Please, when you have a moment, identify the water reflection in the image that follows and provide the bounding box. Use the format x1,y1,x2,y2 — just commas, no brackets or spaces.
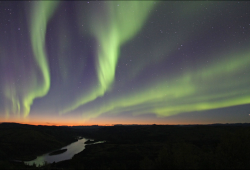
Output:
25,138,97,167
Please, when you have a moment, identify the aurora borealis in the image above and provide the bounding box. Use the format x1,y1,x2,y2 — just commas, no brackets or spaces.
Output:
0,1,250,125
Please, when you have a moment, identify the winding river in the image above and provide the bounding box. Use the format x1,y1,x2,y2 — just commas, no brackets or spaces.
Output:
25,138,103,167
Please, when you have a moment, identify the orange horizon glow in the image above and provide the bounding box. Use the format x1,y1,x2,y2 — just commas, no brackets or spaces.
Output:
0,116,208,126
0,112,238,126
0,119,223,127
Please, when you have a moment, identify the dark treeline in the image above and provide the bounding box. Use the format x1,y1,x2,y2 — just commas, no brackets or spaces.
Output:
1,123,250,169
0,123,90,169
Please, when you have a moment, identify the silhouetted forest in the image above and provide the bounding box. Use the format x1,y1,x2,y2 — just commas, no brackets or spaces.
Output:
1,123,250,169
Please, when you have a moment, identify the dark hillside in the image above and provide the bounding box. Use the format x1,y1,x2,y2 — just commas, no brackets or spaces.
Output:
57,124,250,169
0,123,85,169
1,123,250,169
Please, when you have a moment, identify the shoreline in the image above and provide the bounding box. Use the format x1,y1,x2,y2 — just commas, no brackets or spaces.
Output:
49,149,68,156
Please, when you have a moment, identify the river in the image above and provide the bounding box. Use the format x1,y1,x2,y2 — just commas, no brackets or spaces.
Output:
24,138,103,167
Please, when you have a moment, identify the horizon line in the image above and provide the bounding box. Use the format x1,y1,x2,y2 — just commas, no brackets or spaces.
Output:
0,121,249,127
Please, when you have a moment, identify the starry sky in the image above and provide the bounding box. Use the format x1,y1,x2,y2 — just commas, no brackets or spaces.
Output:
0,1,250,126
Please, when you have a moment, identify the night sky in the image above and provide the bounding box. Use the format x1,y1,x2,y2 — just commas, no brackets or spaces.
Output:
0,1,250,125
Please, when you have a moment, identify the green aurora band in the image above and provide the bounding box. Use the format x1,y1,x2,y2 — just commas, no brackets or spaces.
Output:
61,2,156,114
59,2,250,120
22,1,59,117
2,2,250,122
77,49,250,120
2,2,59,117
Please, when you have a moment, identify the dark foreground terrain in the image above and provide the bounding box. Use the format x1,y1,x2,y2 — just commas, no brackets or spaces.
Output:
0,123,250,169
